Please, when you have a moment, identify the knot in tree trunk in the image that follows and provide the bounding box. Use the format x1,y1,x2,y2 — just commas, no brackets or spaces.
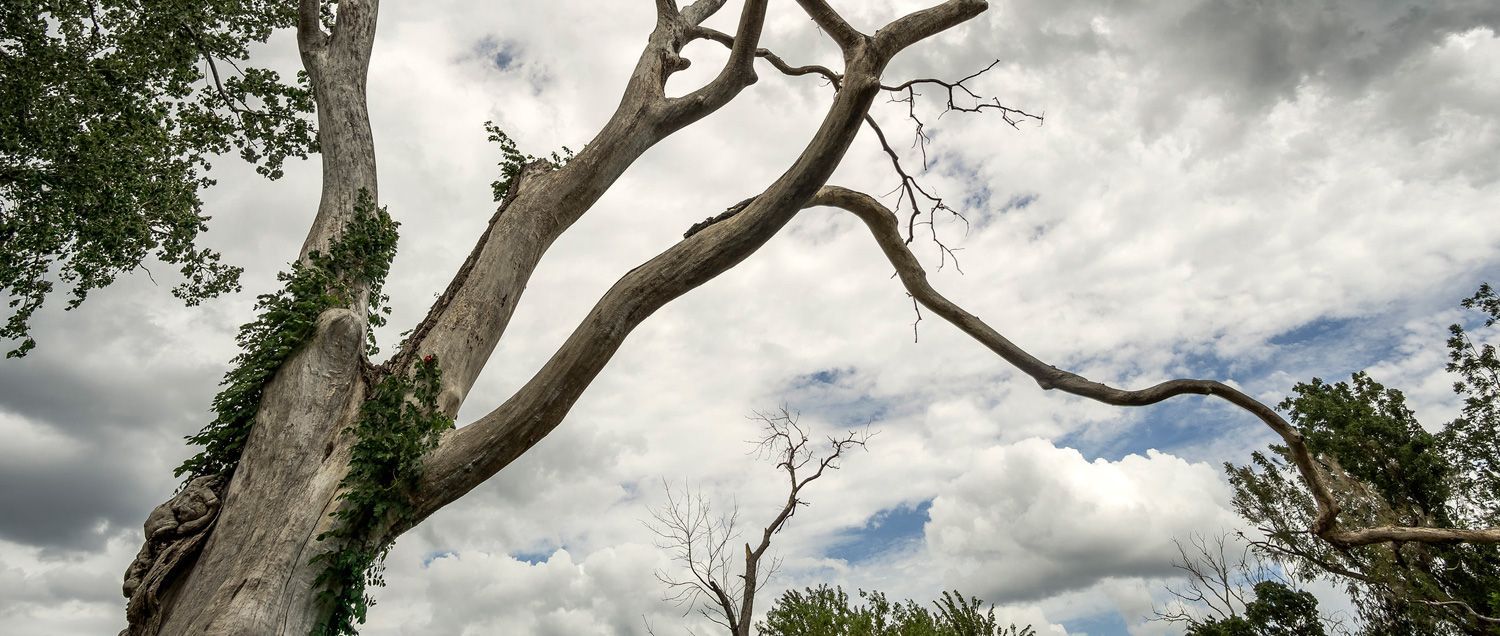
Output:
121,475,226,636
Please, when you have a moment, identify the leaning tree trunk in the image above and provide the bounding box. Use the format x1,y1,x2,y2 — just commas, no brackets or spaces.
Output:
121,2,383,633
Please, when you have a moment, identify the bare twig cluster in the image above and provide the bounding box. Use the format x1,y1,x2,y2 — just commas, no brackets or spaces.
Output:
1152,532,1355,634
649,483,745,631
690,31,1041,273
874,60,1043,269
1153,533,1274,625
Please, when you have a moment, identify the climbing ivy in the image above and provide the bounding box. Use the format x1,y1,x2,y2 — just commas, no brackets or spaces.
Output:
312,354,453,636
175,192,397,480
484,120,572,201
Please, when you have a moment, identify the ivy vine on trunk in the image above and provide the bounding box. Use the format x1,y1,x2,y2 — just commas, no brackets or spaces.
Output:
176,191,397,482
311,354,453,636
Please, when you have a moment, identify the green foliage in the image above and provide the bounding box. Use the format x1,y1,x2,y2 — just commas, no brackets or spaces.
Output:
1281,372,1451,524
1217,580,1324,636
1187,595,1328,636
1188,616,1256,636
758,585,1034,636
311,354,454,636
1442,283,1500,526
484,121,572,202
176,193,397,480
1225,283,1500,635
0,0,318,357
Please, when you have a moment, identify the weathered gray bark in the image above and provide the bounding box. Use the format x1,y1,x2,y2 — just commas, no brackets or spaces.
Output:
122,0,1500,634
128,0,383,632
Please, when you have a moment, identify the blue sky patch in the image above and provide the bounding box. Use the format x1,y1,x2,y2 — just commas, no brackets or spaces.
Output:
827,499,932,564
1062,607,1133,635
422,549,457,568
781,367,894,428
512,547,556,565
964,183,994,213
473,36,520,71
1000,193,1039,213
1268,316,1355,346
795,367,853,387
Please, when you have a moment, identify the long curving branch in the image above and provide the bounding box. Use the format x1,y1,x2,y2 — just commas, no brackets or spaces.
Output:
807,185,1500,549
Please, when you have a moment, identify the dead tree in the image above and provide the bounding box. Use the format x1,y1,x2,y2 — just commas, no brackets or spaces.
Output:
1153,533,1272,626
114,1,1500,634
649,409,869,636
1153,532,1346,635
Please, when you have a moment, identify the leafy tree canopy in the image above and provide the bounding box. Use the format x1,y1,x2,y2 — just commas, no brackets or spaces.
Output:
0,0,316,357
1227,284,1500,635
1186,581,1326,636
757,585,1034,636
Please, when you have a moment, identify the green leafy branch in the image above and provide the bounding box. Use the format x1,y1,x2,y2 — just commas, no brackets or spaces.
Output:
0,0,318,356
484,121,572,202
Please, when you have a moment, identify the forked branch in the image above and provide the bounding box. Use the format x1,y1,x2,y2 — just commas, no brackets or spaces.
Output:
1152,533,1265,624
662,0,771,125
387,0,780,405
413,1,996,521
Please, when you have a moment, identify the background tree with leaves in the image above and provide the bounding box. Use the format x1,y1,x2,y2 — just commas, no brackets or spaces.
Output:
0,0,315,357
1226,284,1500,635
1153,532,1332,636
757,585,1034,636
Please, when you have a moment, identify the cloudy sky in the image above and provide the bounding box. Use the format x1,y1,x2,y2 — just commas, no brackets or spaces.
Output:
3,1,1499,634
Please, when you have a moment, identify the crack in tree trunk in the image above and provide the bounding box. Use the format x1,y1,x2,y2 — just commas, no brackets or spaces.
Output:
683,196,756,239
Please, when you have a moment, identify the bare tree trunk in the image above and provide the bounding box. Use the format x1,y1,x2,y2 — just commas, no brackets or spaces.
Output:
147,312,368,635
